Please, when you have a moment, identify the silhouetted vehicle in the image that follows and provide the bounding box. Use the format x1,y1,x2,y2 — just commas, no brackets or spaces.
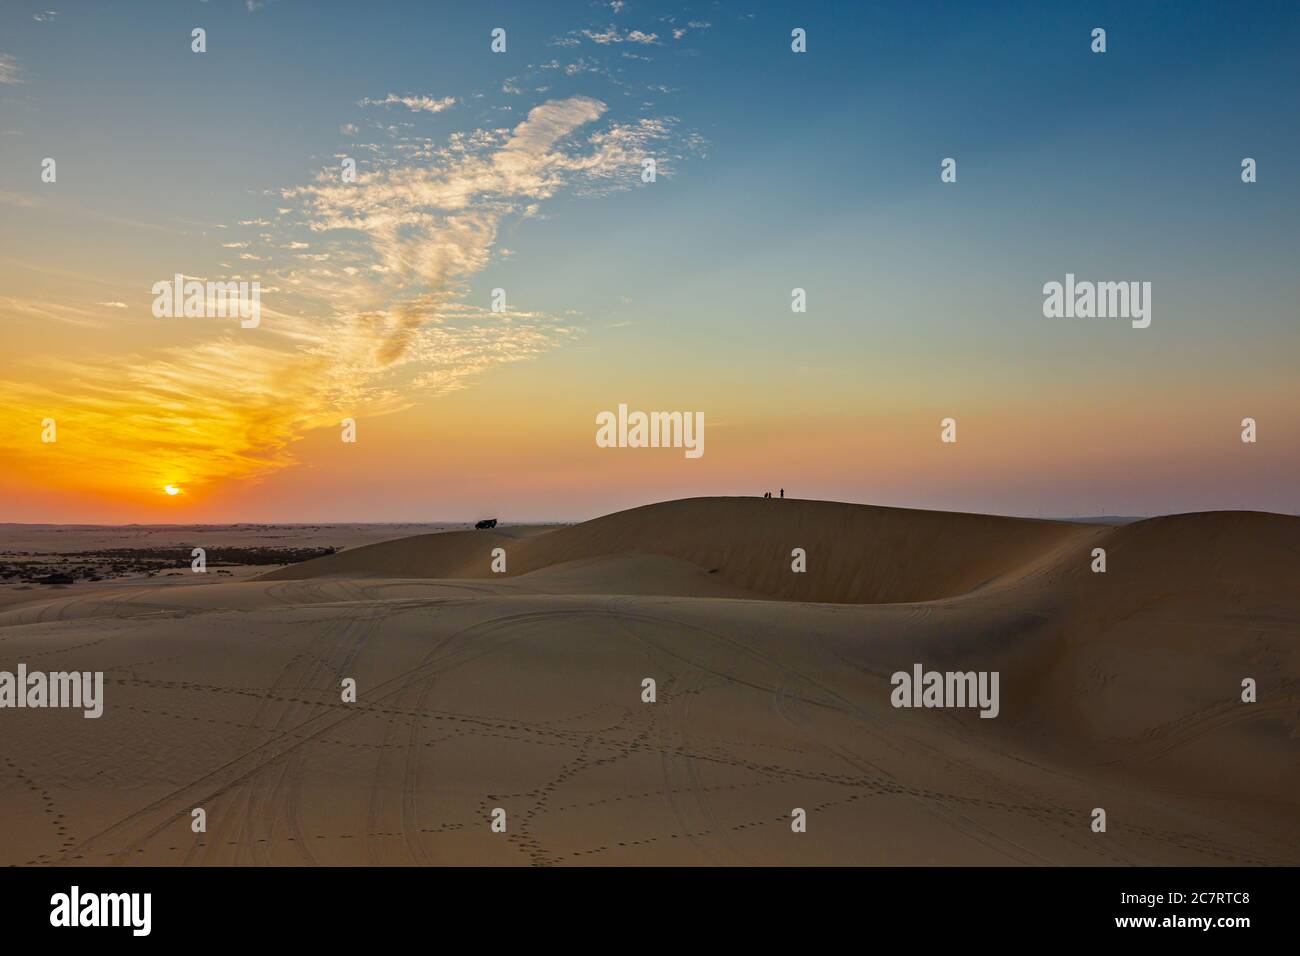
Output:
475,518,498,530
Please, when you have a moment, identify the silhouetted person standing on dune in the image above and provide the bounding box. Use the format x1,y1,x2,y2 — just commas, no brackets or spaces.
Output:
780,488,784,498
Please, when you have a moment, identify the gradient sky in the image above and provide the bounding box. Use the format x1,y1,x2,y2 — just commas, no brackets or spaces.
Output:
1,0,1298,523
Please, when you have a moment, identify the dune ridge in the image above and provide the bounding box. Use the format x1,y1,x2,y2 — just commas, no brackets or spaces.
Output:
259,496,1300,607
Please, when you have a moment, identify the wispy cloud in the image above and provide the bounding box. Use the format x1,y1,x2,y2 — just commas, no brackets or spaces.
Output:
0,95,698,498
582,26,659,45
0,296,113,330
0,190,39,208
286,96,673,290
0,53,23,84
662,17,712,41
359,93,457,114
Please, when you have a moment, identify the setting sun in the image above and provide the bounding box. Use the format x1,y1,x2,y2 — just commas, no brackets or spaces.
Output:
164,485,181,496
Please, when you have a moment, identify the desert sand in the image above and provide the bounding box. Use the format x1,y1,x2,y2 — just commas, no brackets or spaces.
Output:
0,497,1296,866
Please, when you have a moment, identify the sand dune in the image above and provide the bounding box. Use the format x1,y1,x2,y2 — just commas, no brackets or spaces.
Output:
261,497,1099,603
1,498,1296,865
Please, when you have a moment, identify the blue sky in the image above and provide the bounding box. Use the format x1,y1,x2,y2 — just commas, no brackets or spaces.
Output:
1,1,1298,521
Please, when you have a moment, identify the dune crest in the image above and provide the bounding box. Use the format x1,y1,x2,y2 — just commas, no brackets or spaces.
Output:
260,497,1300,606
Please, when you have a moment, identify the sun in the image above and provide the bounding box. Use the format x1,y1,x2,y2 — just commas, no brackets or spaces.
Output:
164,485,181,496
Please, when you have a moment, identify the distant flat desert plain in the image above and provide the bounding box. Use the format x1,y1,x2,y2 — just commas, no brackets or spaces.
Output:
0,497,1296,866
